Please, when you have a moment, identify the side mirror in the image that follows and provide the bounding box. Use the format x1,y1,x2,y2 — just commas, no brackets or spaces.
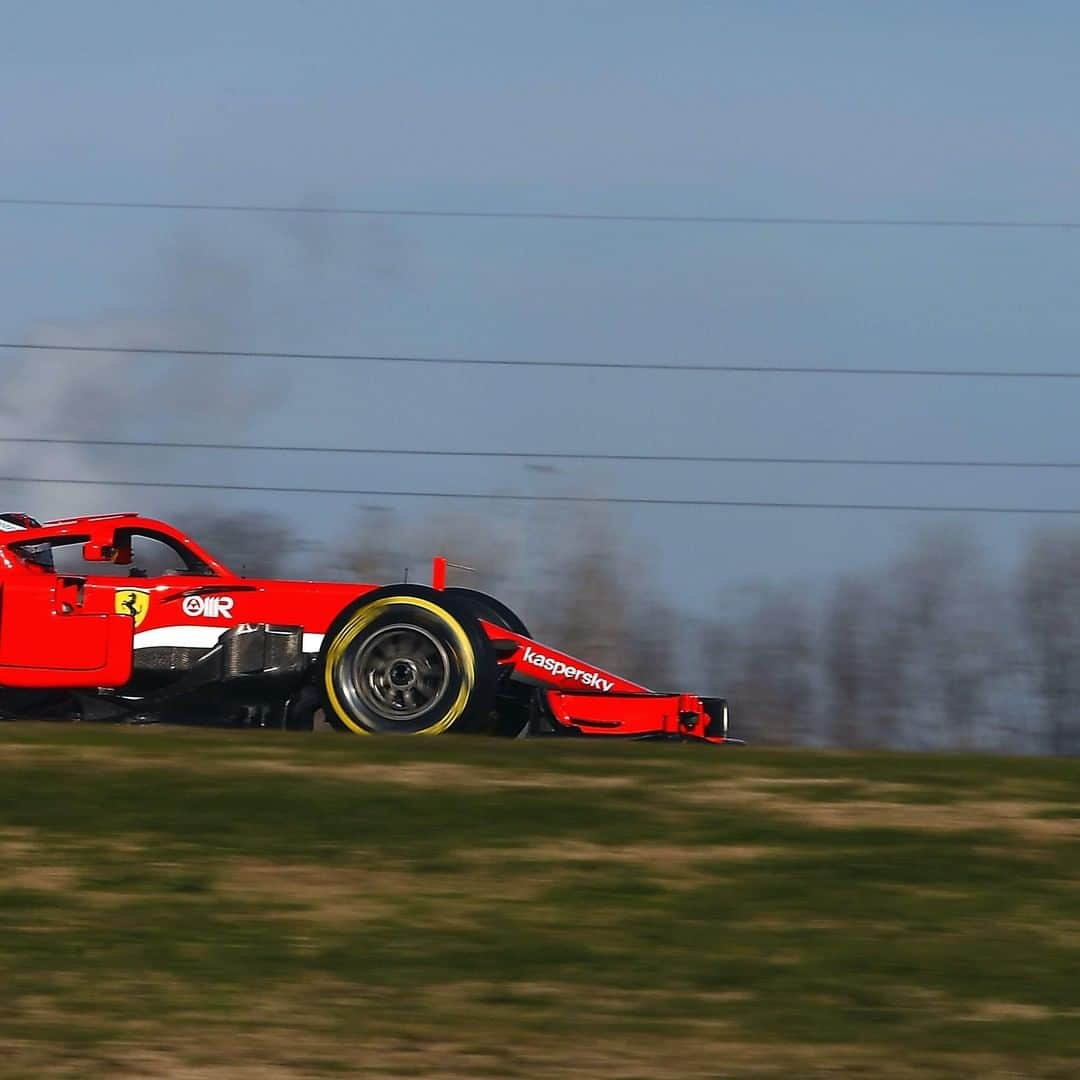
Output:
82,541,109,562
82,540,133,565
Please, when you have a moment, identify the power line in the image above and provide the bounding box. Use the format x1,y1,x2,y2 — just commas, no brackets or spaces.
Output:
3,341,1080,379
4,473,1080,514
5,435,1080,470
3,196,1080,231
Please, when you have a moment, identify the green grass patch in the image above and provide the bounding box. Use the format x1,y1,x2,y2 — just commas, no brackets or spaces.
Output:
0,723,1077,1077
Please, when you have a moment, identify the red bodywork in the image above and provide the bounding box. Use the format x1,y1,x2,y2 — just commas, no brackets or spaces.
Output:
0,514,730,743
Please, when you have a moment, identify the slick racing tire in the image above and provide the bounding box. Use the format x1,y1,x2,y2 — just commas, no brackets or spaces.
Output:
319,585,497,735
444,588,536,738
443,587,530,638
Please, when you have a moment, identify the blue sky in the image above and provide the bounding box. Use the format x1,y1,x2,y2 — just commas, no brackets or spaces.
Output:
2,1,1079,604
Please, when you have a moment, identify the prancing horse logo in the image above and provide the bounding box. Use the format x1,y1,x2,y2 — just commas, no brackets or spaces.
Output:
115,589,150,628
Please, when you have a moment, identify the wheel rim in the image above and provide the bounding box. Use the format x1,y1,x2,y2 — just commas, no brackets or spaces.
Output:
345,623,451,723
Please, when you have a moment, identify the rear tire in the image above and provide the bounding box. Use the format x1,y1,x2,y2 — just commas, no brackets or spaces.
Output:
319,585,497,735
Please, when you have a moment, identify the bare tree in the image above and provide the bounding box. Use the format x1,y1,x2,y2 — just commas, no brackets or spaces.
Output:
322,507,402,583
886,527,1003,750
1020,530,1080,756
408,510,516,597
622,595,680,690
824,576,872,747
822,528,1005,751
541,512,636,676
326,507,517,598
710,584,815,746
175,508,300,579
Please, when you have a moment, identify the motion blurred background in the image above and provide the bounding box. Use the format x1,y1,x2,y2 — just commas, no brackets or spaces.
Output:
4,1,1080,753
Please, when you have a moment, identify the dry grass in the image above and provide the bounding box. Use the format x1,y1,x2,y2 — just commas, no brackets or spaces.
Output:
687,777,1080,840
1,725,1078,1078
5,1026,1069,1080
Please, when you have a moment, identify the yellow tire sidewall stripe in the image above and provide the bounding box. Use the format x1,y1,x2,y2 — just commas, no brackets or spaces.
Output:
324,596,476,736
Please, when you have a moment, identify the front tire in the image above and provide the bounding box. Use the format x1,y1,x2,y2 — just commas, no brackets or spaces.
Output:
444,587,535,737
319,586,497,735
443,587,530,638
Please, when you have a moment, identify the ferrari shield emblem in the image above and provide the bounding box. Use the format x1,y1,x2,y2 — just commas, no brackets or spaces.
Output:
115,589,150,628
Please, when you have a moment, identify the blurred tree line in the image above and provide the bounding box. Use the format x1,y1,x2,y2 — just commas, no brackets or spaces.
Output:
177,507,1080,756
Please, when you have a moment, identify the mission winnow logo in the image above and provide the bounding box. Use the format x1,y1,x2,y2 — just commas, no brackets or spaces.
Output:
520,645,615,692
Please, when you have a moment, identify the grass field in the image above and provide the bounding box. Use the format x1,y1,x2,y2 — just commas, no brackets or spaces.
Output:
0,723,1077,1078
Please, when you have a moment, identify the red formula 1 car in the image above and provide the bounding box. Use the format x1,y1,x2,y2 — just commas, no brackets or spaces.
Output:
0,512,733,742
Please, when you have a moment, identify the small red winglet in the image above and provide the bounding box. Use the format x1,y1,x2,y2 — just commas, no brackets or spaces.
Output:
432,556,447,591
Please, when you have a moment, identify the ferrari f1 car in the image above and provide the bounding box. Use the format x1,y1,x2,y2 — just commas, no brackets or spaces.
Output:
0,512,733,742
